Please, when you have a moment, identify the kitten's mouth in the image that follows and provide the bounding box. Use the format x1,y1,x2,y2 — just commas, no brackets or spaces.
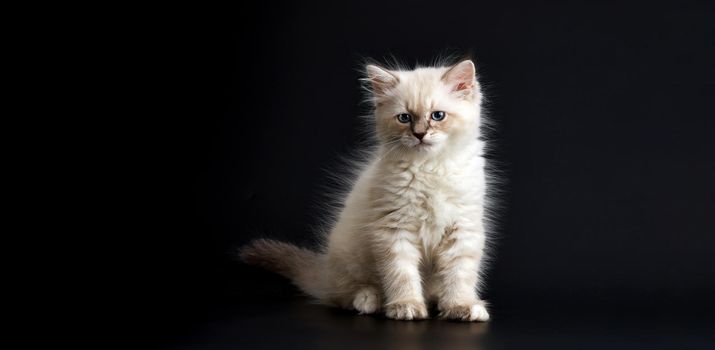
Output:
415,141,433,149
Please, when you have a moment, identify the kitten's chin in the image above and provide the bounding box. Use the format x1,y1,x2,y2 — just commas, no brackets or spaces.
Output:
414,142,434,151
400,139,430,150
412,140,446,154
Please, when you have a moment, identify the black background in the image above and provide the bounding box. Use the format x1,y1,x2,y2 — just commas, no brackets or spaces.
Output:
125,1,715,348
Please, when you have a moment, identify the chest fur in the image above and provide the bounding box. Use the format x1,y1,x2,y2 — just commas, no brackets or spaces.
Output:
370,157,484,246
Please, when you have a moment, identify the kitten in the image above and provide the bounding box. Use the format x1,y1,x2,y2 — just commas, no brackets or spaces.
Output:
240,59,491,321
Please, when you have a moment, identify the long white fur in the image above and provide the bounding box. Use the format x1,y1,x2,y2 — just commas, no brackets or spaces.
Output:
240,58,492,321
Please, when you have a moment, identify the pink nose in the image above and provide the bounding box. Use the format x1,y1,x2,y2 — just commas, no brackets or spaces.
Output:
413,132,425,140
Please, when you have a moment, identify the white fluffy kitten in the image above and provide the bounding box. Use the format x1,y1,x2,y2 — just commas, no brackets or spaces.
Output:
240,59,491,321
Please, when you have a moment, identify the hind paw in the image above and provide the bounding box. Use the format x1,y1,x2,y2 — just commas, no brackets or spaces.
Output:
352,286,380,314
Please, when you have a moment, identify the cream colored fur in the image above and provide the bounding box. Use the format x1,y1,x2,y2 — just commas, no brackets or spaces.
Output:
240,59,491,321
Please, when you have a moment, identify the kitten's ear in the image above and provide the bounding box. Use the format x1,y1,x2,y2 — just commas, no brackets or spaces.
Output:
442,60,477,98
365,64,399,96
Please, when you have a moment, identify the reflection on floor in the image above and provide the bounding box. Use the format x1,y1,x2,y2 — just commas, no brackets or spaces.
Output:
160,298,715,350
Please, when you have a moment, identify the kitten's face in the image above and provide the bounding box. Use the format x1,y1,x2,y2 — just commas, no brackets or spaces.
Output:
366,60,481,154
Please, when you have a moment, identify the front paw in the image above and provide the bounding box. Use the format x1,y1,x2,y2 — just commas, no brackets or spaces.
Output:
385,300,428,320
438,301,490,322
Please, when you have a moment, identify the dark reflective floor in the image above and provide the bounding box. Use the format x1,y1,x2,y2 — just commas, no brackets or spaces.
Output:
160,298,714,350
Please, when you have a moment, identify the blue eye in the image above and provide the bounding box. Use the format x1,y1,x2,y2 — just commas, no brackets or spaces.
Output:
431,111,446,121
397,113,412,123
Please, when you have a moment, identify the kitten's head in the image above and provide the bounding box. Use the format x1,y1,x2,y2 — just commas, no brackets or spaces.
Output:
364,60,481,155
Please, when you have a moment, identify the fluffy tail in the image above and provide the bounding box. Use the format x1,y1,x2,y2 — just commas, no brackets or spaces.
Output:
238,239,326,300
